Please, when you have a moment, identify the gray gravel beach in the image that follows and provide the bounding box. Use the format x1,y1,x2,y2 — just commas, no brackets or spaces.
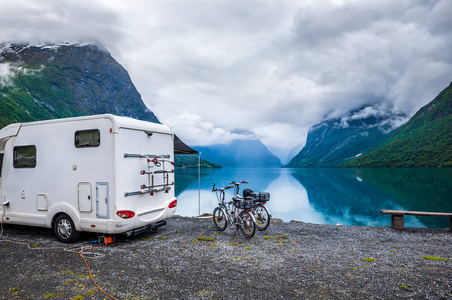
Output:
1,216,451,299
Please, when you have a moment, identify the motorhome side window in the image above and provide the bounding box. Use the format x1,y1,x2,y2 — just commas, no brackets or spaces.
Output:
75,129,100,148
13,146,37,168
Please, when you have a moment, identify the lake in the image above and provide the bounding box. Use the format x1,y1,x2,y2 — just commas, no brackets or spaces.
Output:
175,167,452,229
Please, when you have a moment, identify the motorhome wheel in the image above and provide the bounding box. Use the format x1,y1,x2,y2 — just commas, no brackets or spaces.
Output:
53,214,81,243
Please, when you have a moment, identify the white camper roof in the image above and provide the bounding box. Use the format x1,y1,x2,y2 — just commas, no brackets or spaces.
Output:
0,114,173,136
0,123,21,148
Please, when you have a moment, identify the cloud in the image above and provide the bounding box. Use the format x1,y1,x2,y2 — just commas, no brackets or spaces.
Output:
337,104,409,133
286,0,452,117
165,112,254,146
1,0,452,161
0,0,121,48
254,122,309,164
0,62,13,87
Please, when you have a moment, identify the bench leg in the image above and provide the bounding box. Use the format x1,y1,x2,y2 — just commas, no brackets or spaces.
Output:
391,215,404,230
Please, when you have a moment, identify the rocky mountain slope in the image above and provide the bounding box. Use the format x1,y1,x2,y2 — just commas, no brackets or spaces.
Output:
286,106,407,167
0,42,159,128
342,81,452,167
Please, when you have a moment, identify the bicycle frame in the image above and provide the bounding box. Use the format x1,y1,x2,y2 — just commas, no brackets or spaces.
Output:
229,180,271,231
212,183,256,236
213,186,234,226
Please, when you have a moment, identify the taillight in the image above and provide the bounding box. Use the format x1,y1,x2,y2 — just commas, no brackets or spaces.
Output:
169,200,177,208
117,210,135,219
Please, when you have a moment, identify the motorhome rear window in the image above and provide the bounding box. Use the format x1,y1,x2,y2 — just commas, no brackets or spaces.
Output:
75,129,100,148
13,146,36,168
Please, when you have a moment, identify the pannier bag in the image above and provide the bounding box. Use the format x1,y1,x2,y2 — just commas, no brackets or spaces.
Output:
258,192,270,202
233,198,255,209
243,188,256,198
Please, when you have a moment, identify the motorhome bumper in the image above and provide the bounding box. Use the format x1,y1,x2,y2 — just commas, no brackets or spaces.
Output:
125,221,167,236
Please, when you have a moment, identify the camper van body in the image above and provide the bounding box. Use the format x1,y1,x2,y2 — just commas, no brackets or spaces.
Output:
0,114,177,242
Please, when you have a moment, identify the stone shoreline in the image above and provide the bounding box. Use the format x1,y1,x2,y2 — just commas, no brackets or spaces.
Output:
1,217,451,299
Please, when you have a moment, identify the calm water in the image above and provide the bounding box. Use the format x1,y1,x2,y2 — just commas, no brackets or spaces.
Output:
175,167,452,228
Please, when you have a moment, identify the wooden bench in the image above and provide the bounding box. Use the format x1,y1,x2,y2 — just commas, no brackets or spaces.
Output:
380,209,452,231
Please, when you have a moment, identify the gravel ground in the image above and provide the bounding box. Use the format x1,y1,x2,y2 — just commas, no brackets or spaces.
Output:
0,216,451,299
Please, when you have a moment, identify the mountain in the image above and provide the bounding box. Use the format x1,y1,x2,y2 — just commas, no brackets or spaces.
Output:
174,155,221,169
342,81,452,167
0,42,159,128
284,142,304,165
286,106,407,168
0,42,220,168
194,139,282,168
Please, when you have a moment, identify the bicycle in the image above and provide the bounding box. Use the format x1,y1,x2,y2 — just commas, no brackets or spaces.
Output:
230,180,271,231
212,183,256,238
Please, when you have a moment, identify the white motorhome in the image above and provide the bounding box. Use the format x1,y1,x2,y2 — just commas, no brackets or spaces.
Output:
0,114,178,242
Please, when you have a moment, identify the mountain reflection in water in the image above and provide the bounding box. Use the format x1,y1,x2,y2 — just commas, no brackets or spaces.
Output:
175,167,452,229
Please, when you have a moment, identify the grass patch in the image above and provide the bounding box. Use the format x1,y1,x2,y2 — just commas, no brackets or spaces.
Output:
62,280,74,286
361,257,375,263
420,256,449,261
60,270,75,276
264,234,289,240
198,236,215,242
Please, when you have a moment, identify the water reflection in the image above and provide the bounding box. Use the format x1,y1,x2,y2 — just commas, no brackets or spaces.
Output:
175,167,452,228
263,170,327,224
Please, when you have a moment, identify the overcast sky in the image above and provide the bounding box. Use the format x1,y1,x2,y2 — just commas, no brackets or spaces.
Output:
1,0,451,161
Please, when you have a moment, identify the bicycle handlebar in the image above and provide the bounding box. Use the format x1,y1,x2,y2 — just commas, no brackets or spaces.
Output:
212,183,234,192
229,180,249,185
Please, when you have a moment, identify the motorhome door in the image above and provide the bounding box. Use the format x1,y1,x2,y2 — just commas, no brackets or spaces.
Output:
78,182,92,213
96,182,109,218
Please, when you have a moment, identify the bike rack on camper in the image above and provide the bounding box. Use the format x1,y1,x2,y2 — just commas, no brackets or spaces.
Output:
123,154,175,197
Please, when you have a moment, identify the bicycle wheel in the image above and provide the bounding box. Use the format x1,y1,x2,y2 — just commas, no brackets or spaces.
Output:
253,204,270,231
213,207,227,231
239,211,256,238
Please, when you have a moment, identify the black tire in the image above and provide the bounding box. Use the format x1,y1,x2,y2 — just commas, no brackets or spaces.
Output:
239,211,256,238
53,214,81,243
213,207,227,231
253,204,270,231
